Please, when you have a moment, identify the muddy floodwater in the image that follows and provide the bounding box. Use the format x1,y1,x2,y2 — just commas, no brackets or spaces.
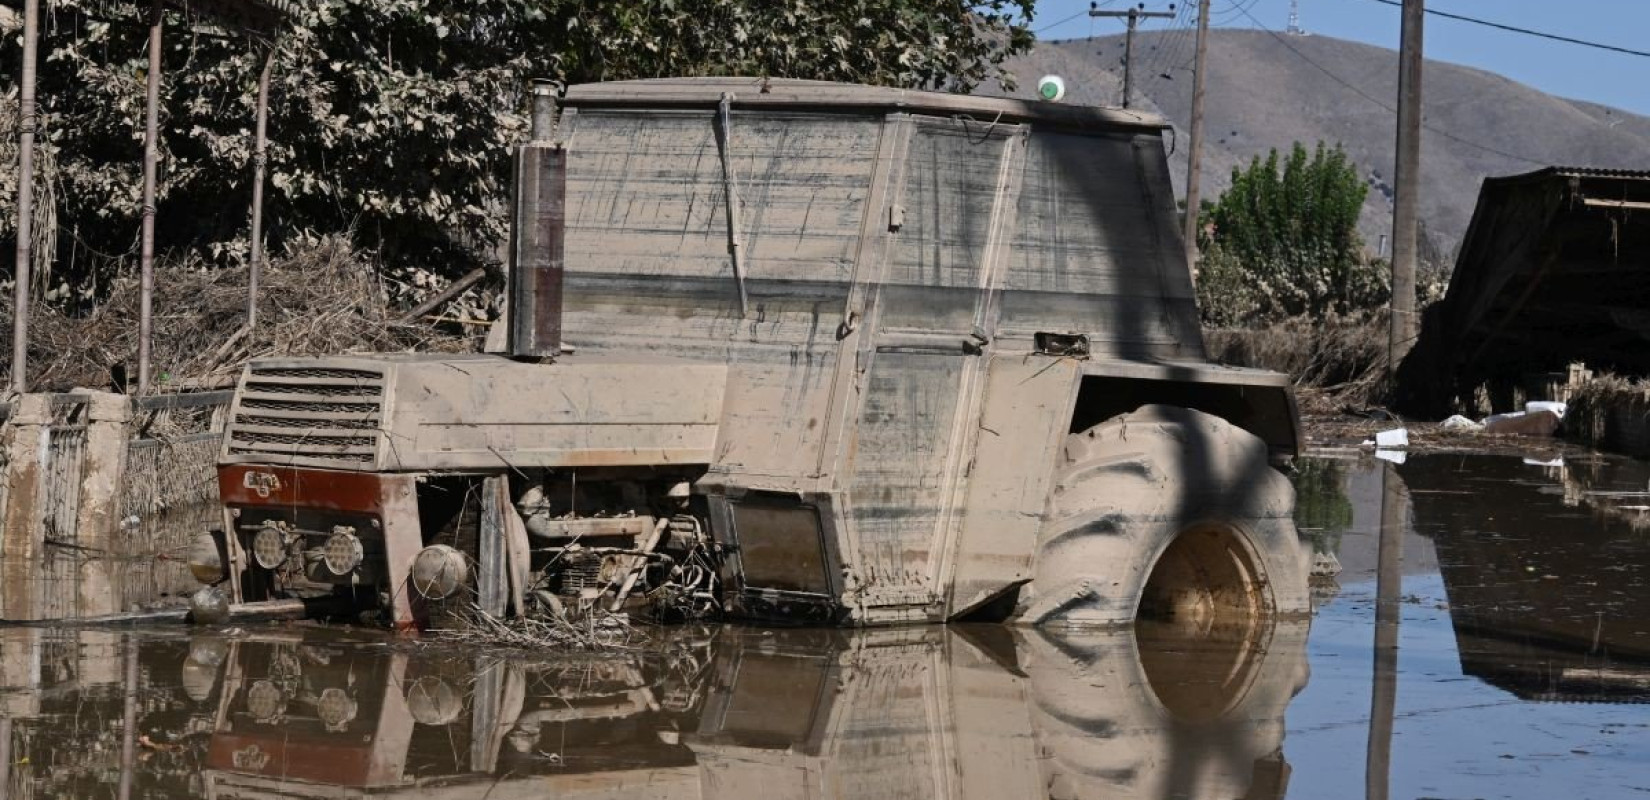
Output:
2,453,1649,799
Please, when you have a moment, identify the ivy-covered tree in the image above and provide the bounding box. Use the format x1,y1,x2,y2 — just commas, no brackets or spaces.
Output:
1,0,1035,296
1196,141,1386,325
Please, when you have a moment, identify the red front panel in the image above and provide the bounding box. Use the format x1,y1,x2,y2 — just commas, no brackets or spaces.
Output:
218,464,389,513
206,733,387,788
219,464,427,629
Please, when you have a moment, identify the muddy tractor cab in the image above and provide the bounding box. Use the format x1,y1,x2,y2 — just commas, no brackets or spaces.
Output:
197,78,1307,629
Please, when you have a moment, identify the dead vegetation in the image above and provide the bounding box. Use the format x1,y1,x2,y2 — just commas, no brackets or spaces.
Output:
1205,315,1391,406
0,237,480,392
1565,374,1650,453
438,606,646,652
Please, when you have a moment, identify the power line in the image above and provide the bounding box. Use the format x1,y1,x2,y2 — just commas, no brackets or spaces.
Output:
1034,0,1123,36
1212,0,1262,25
1356,0,1650,59
1034,8,1091,35
1233,4,1548,166
1138,10,1192,81
1133,2,1197,87
1155,3,1199,73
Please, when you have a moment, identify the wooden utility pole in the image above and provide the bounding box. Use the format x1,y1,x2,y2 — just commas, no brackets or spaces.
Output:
137,0,164,395
1089,2,1179,109
1182,0,1211,269
1367,461,1406,800
247,43,275,330
1389,0,1424,372
9,0,39,393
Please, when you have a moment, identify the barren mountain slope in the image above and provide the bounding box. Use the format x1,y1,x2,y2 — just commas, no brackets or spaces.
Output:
993,29,1650,261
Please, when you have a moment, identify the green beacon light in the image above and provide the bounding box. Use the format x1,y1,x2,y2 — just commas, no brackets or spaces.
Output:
1038,75,1066,102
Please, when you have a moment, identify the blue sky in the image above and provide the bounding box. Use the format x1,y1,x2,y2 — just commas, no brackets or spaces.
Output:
1026,0,1650,116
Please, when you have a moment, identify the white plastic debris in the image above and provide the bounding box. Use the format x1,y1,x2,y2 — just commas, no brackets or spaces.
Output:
1375,449,1408,465
1522,456,1564,468
1526,401,1567,419
1374,427,1409,449
1483,409,1561,436
1440,414,1483,431
1310,550,1344,578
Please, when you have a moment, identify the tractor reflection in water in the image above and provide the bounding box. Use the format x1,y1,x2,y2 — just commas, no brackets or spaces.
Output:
175,620,1304,799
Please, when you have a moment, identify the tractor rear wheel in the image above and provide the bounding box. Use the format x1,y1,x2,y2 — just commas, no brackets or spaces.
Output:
1022,405,1309,627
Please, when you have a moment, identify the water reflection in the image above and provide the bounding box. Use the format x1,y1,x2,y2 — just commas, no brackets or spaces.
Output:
0,619,1309,799
1400,455,1650,704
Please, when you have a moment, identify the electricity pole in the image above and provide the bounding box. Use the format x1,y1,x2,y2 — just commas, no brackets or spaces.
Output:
1089,2,1178,109
10,0,39,393
1389,0,1424,372
137,0,164,395
1182,0,1211,269
1367,461,1406,800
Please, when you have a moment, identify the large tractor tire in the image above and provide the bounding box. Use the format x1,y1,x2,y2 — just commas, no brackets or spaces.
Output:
1021,404,1309,627
1021,618,1311,799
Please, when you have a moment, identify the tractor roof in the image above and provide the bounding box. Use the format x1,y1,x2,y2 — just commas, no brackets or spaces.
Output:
562,77,1168,134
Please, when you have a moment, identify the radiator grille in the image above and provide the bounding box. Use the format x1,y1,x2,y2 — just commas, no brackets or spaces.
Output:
224,363,386,468
248,367,383,380
240,399,379,415
235,414,381,431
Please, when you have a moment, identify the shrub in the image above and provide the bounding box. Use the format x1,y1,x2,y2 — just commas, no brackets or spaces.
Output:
1197,141,1388,325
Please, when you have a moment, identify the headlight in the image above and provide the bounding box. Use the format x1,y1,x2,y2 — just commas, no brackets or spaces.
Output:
410,545,468,600
252,524,289,569
246,680,286,722
187,532,225,584
405,676,463,726
317,687,359,730
322,529,364,576
180,659,219,703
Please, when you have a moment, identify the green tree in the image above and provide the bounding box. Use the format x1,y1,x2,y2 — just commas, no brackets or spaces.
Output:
2,0,1035,295
1292,459,1350,556
1196,141,1386,326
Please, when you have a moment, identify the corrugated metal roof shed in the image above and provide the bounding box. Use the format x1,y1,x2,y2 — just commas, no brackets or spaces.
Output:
1397,166,1650,416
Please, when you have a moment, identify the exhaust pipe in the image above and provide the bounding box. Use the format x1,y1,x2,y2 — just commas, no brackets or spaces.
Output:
508,80,567,359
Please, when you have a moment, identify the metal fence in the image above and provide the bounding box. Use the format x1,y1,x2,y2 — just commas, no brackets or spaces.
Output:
119,391,233,605
42,397,89,547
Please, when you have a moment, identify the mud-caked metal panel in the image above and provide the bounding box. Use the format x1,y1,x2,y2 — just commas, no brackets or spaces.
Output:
944,355,1082,617
557,108,881,485
998,132,1203,359
945,630,1045,799
822,630,958,798
844,117,1024,613
377,357,726,470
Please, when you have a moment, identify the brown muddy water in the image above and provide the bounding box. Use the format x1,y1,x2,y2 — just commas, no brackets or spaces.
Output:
1,453,1648,799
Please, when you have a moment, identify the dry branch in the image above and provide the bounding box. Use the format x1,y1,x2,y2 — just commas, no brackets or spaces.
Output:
1,236,478,392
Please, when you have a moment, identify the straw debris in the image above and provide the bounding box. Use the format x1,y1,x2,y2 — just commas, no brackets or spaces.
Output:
1,236,481,392
438,606,645,652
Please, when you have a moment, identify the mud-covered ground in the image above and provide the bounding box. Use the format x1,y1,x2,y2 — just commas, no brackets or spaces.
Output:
1,452,1647,798
1298,387,1586,460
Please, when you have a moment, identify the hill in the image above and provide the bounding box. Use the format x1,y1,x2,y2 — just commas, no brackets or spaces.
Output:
992,29,1650,264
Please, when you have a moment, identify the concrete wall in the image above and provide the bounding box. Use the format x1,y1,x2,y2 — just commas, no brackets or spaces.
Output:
0,391,228,620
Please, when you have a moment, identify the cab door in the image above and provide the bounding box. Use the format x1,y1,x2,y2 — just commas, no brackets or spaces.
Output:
842,115,1025,618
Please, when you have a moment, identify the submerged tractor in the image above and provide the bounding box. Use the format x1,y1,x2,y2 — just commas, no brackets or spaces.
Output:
196,78,1308,629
